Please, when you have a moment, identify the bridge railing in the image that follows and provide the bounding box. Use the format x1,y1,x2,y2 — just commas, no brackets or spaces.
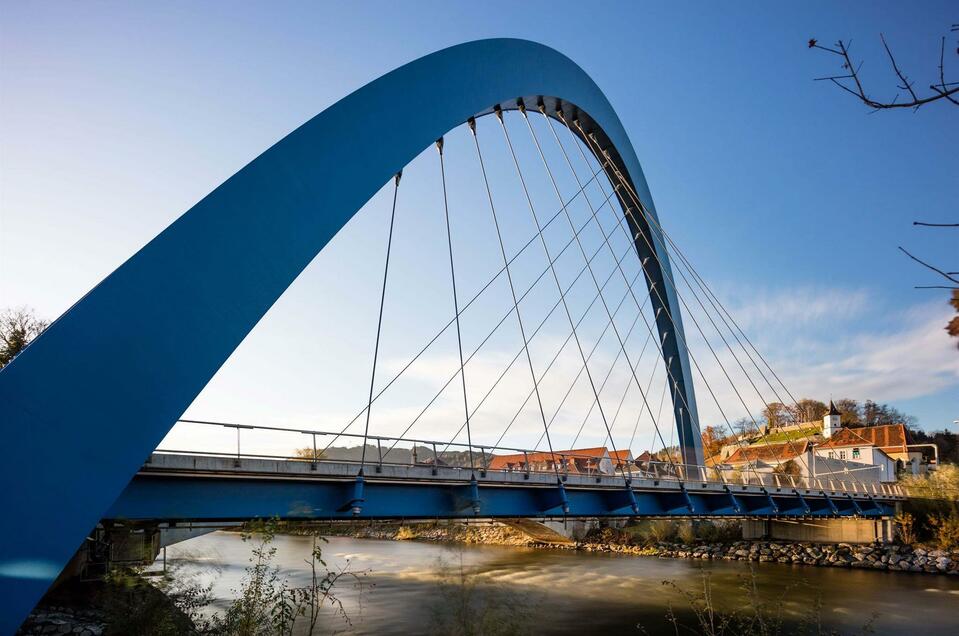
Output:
155,420,903,498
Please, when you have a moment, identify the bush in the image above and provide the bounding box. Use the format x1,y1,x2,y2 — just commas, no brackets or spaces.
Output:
900,464,959,547
208,519,365,636
677,522,697,545
395,526,416,540
697,520,742,543
894,512,916,545
929,514,959,549
647,520,678,543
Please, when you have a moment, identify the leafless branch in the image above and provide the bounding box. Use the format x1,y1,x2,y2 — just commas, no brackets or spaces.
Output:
936,36,959,106
914,221,959,227
899,246,959,285
809,28,959,110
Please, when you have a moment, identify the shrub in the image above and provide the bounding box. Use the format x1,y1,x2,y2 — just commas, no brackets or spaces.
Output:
677,522,697,545
697,520,742,543
894,512,916,545
930,513,959,549
647,520,679,544
395,526,416,540
900,464,959,547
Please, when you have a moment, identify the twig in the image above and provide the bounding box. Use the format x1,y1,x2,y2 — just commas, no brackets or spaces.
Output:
809,29,959,110
899,246,959,285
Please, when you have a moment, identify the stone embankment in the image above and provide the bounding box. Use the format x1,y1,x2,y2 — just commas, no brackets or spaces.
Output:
331,521,535,546
16,607,104,636
584,540,959,574
325,522,959,575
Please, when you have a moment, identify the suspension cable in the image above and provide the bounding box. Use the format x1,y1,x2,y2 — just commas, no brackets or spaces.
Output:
494,215,645,452
529,267,648,451
498,104,627,481
577,124,831,484
466,116,561,479
320,156,617,456
576,306,662,451
436,137,476,474
529,104,677,475
359,171,402,472
553,113,763,482
385,195,631,462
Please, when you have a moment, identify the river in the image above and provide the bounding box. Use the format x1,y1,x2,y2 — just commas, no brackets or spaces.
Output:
164,532,959,635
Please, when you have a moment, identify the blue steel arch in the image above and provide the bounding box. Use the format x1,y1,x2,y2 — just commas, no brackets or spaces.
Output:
0,38,702,629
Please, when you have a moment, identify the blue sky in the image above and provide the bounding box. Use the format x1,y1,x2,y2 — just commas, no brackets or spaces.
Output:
2,1,957,455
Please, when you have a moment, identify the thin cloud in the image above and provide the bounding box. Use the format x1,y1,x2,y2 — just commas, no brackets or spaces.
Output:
721,285,871,330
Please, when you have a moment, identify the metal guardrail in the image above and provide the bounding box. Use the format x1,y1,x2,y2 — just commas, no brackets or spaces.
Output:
157,419,904,498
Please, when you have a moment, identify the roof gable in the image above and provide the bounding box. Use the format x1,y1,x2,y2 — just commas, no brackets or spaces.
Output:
725,441,808,465
819,424,908,451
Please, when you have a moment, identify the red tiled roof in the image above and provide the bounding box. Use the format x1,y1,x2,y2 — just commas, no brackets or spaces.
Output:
487,451,568,470
818,424,910,452
487,446,627,471
569,447,612,458
725,441,808,465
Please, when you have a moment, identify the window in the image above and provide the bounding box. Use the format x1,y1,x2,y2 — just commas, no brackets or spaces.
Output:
839,450,847,460
828,451,835,459
852,448,860,459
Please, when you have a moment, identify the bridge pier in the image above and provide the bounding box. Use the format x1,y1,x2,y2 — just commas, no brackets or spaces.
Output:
742,517,896,544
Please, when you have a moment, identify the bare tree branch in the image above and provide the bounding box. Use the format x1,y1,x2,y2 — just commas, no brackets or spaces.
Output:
899,246,959,285
914,221,959,227
937,36,959,106
809,27,959,111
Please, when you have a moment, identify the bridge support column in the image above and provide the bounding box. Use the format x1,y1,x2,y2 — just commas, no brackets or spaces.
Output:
742,517,895,544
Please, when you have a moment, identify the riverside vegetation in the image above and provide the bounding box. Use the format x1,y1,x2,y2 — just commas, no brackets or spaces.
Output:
17,520,368,636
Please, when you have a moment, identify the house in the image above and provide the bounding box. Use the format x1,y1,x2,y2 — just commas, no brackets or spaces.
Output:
723,441,809,471
821,401,924,475
487,446,633,476
814,427,899,483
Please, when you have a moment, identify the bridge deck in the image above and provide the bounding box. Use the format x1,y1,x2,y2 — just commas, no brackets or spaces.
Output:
104,453,903,522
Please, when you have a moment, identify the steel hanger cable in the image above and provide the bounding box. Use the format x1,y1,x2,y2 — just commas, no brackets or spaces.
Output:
437,137,476,474
467,116,558,478
359,171,402,472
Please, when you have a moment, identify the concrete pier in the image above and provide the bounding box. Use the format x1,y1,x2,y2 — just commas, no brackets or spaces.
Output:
743,517,896,544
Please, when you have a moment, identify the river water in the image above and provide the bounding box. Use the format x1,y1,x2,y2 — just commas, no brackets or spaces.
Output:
165,532,959,635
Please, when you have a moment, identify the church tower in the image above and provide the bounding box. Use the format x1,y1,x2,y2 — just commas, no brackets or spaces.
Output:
823,400,841,438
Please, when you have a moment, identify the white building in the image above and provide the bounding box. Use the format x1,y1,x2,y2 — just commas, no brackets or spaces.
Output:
813,427,898,483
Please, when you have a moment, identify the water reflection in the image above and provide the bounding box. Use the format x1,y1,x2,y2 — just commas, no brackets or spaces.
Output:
165,532,959,635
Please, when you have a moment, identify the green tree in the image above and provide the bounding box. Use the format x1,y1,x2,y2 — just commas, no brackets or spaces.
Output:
833,398,862,425
701,426,731,459
0,306,49,368
791,399,827,424
761,402,792,428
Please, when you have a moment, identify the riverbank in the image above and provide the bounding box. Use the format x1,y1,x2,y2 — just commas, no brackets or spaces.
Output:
311,521,959,575
167,531,959,635
16,574,202,636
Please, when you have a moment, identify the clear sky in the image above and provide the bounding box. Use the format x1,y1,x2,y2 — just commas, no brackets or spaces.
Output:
2,1,957,456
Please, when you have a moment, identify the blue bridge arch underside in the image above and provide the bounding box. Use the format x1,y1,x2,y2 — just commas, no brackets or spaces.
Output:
0,38,714,629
